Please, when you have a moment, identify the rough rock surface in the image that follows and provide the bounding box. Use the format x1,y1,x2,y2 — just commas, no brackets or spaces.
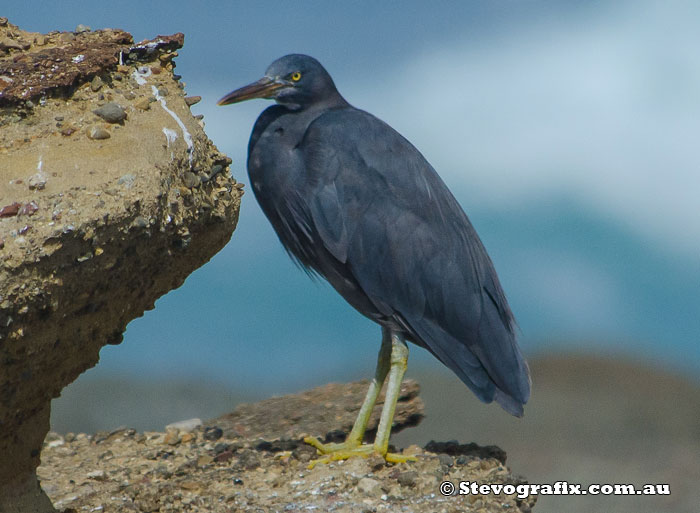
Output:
209,379,425,441
0,20,241,512
38,380,536,513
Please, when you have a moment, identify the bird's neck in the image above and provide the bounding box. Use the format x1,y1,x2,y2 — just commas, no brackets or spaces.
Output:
282,91,349,113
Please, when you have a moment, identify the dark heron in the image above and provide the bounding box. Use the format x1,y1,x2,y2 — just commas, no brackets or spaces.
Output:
218,54,530,467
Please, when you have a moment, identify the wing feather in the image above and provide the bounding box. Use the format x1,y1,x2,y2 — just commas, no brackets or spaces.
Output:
300,108,530,414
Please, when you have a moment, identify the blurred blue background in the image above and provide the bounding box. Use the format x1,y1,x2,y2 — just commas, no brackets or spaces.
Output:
6,0,698,395
8,2,700,512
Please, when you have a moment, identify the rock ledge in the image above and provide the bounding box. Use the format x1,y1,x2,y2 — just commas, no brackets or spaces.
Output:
38,380,536,513
0,20,241,513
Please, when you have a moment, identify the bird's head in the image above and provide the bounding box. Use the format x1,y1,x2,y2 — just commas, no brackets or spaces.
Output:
217,54,342,110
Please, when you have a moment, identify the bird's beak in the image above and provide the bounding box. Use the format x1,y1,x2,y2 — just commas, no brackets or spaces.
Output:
217,76,287,106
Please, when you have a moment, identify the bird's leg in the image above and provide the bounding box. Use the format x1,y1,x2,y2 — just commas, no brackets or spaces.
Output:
304,328,390,456
304,329,416,468
371,332,413,463
343,327,393,445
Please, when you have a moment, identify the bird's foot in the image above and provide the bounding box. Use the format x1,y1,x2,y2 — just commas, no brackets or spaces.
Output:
303,436,416,469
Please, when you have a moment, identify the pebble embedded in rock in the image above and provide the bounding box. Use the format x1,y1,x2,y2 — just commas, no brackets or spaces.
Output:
196,454,214,467
367,454,387,472
88,126,111,140
396,471,418,487
133,97,151,110
133,217,149,229
184,96,201,107
86,470,106,481
61,125,77,136
438,453,454,468
237,450,261,470
358,477,383,497
182,172,200,188
209,164,223,179
163,430,181,446
0,38,23,51
214,450,234,463
455,455,470,466
117,174,135,188
93,102,126,123
90,76,103,92
203,427,223,441
18,201,39,216
213,443,230,455
28,173,47,190
1,202,22,218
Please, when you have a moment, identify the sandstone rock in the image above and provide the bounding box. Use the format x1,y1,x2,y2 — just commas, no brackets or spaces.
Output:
87,125,111,139
0,20,241,513
36,380,537,512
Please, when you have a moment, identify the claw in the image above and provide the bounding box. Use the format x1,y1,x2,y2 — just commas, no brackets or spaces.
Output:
385,452,417,464
302,331,413,470
304,436,416,469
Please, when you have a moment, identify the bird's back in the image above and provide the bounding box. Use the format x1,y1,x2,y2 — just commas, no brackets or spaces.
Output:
249,105,531,416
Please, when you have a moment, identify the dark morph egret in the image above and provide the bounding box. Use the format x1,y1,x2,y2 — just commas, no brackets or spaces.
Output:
218,54,530,467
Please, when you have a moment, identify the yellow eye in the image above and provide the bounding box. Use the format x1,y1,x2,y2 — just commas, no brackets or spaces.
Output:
291,71,302,81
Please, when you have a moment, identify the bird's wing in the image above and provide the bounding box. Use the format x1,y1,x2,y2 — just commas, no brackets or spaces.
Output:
300,108,530,415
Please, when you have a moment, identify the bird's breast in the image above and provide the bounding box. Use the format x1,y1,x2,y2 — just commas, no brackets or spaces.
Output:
248,109,325,193
249,133,301,192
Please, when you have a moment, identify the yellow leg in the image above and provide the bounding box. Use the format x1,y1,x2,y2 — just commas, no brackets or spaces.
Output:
304,329,416,469
372,332,409,456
